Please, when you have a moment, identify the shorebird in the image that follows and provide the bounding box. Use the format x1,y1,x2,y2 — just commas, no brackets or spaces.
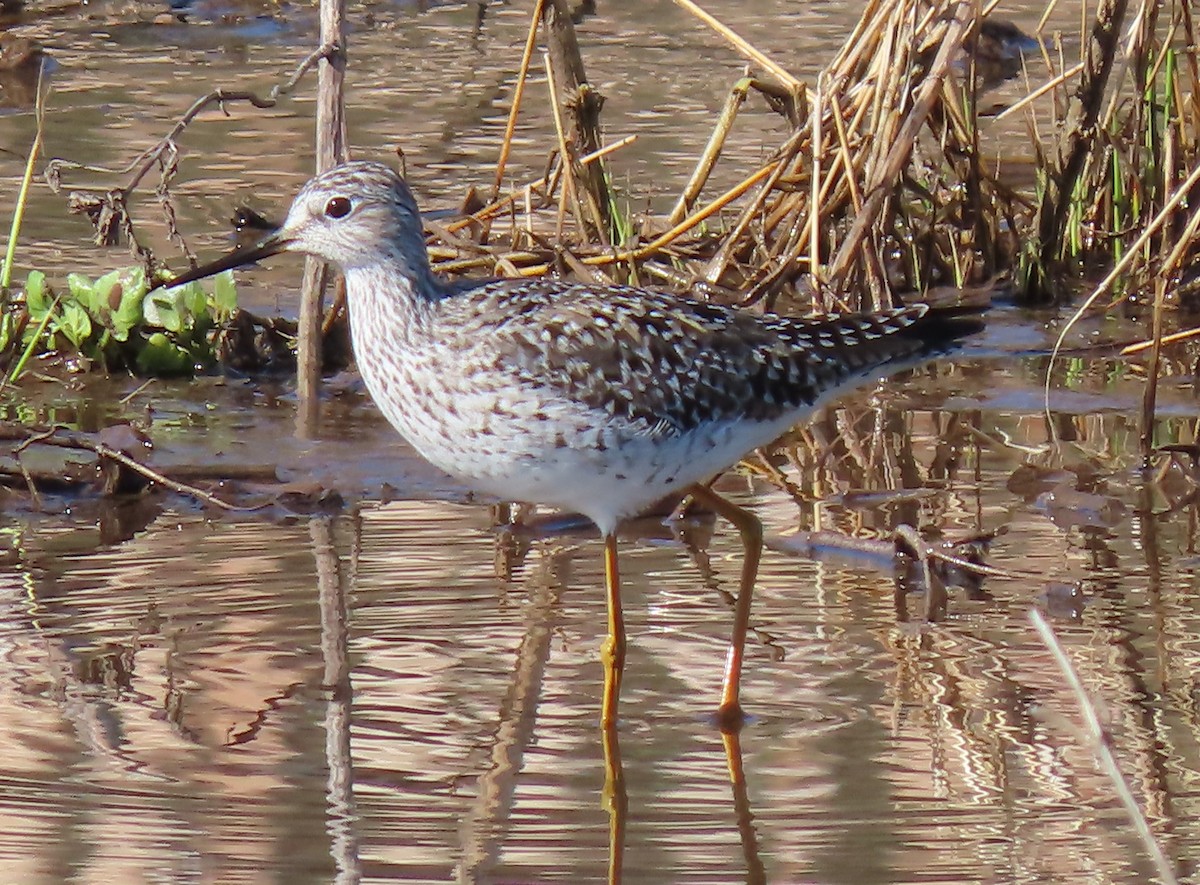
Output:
161,160,983,729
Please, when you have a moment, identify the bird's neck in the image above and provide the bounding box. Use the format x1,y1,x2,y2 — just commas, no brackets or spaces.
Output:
344,264,444,341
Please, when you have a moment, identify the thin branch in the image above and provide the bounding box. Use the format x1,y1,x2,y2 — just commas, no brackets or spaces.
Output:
44,42,339,198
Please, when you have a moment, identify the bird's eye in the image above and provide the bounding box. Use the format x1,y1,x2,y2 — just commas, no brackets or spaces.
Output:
325,197,352,219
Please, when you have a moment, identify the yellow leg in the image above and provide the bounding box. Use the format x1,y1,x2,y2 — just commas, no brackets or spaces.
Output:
688,484,762,731
600,533,626,728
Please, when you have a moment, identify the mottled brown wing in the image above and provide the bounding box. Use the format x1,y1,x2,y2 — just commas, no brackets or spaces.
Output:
447,279,980,435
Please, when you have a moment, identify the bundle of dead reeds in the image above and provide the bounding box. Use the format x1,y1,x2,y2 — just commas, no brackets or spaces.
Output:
434,0,1018,313
443,0,1198,318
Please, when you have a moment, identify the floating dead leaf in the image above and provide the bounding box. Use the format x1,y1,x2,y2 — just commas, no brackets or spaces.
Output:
1006,464,1078,500
67,189,129,247
1038,582,1087,621
272,480,344,511
98,422,153,459
1035,483,1127,530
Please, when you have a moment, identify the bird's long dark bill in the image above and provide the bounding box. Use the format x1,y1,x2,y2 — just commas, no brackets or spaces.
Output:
155,233,292,291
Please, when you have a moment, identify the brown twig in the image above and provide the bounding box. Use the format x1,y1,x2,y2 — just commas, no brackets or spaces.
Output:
42,43,339,269
7,424,265,511
45,43,339,200
541,0,613,241
297,9,349,437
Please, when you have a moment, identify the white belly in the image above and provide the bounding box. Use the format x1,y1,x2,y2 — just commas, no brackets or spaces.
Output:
348,292,806,534
356,338,793,532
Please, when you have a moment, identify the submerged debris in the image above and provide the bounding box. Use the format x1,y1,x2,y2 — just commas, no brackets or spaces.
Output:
0,420,347,515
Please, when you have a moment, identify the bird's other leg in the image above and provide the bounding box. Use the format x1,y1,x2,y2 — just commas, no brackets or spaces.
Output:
600,532,626,729
687,484,763,731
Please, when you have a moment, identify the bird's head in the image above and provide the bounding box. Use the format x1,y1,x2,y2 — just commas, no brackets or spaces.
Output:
157,161,434,292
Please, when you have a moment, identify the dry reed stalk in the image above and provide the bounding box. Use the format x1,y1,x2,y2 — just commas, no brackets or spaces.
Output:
671,0,802,93
828,93,863,214
860,18,906,185
702,129,806,287
582,162,779,269
1122,324,1200,355
826,0,887,75
541,0,613,241
409,0,1199,321
1181,4,1200,126
555,246,610,285
542,52,584,243
691,0,1033,310
1029,609,1179,885
296,0,348,434
993,61,1084,121
809,75,825,298
1026,0,1129,300
432,251,543,274
447,135,636,237
1036,0,1061,32
826,0,976,301
668,78,752,226
491,0,544,202
1152,189,1200,283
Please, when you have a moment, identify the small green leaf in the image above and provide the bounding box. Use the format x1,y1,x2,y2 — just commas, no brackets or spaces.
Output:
112,285,144,343
143,289,185,333
91,270,122,316
183,282,207,324
66,273,100,315
121,266,148,300
57,302,93,348
136,332,193,375
211,271,238,320
24,271,48,317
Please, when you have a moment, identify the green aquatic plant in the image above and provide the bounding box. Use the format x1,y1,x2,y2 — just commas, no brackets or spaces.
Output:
12,266,238,380
0,62,47,296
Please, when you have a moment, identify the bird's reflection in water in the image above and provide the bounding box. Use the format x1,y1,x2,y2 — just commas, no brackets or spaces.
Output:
601,723,627,884
485,503,766,884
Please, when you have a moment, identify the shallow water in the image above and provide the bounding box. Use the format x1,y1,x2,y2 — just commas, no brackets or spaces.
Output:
0,309,1198,883
2,2,1199,883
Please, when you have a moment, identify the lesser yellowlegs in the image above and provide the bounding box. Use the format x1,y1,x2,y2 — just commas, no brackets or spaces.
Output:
161,160,983,729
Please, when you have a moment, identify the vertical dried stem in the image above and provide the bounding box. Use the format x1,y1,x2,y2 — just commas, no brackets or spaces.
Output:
541,0,613,242
297,0,348,436
826,0,976,303
544,53,584,242
1029,609,1178,885
809,74,824,307
1026,0,1129,301
492,0,545,202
